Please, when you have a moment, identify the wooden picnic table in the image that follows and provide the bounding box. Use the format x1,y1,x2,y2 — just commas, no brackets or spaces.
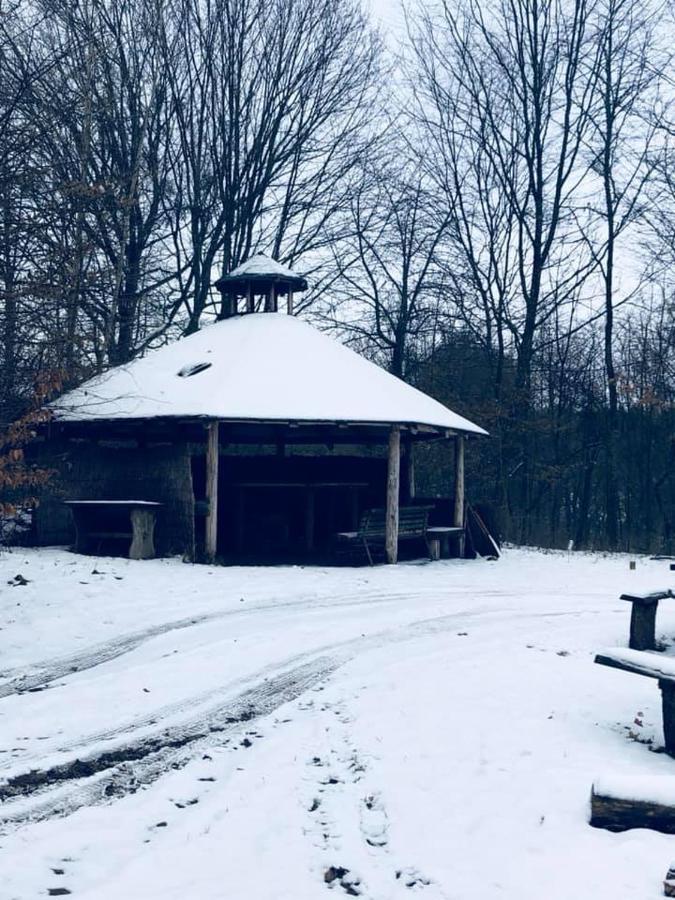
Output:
64,500,161,560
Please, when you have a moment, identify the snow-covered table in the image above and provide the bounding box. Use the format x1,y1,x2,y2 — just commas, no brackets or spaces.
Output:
621,589,674,650
64,500,161,560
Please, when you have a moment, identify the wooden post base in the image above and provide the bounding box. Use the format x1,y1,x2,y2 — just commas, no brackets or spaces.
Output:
129,508,156,560
630,601,658,650
661,680,675,755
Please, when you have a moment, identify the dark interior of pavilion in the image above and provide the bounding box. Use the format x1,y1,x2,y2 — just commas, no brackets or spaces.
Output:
190,446,453,565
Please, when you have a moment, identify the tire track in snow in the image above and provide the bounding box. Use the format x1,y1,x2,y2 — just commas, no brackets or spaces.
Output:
0,654,340,827
0,601,605,828
0,607,490,826
0,587,434,700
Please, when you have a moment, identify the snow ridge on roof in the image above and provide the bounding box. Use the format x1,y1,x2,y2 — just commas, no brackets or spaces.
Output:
51,313,487,435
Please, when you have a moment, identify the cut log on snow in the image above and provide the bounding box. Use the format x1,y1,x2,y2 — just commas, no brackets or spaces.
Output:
590,777,675,834
664,865,675,898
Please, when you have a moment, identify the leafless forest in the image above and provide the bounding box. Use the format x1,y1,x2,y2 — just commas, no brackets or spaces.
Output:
1,0,674,551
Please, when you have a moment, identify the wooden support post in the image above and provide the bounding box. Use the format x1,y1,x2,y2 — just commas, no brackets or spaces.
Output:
288,289,294,316
385,425,401,565
129,508,156,560
454,435,465,556
402,437,415,502
205,421,219,562
305,488,315,553
661,680,675,755
235,487,245,554
349,487,359,530
629,601,658,651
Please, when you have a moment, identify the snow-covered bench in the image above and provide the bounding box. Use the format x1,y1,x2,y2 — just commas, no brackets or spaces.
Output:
595,648,675,754
621,589,674,650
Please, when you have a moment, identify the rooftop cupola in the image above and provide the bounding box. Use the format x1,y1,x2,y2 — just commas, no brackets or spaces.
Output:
214,253,308,319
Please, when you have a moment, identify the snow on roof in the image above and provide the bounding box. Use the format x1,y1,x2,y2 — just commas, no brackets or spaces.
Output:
227,254,300,281
51,313,487,435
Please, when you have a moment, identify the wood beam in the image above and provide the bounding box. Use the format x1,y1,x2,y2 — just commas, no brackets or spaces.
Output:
403,437,415,502
454,435,465,556
385,425,401,564
205,421,219,562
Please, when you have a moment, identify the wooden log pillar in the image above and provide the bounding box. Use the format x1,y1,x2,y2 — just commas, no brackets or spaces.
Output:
288,289,294,316
129,508,157,560
454,435,465,556
205,421,219,562
305,487,316,553
385,425,401,565
402,437,415,503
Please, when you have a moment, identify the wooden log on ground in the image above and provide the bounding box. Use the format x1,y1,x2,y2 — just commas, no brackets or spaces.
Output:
591,781,675,834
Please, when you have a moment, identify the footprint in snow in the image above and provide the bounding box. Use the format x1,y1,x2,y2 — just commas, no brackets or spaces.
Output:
360,793,388,848
324,866,362,896
396,868,432,889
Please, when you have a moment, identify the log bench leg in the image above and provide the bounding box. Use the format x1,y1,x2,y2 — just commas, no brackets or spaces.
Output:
129,509,156,560
660,680,675,755
629,601,658,651
429,539,441,561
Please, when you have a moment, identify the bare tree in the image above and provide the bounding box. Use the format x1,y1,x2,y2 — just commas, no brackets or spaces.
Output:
409,0,604,538
36,0,176,367
327,154,450,379
411,0,600,404
585,0,665,547
161,0,382,334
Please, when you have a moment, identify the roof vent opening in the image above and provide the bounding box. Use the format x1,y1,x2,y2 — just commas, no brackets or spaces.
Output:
177,362,212,378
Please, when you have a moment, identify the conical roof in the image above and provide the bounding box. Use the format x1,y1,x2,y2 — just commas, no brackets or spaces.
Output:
214,253,307,293
52,313,487,435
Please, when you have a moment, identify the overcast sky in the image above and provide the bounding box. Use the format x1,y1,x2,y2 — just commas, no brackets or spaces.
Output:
368,0,406,37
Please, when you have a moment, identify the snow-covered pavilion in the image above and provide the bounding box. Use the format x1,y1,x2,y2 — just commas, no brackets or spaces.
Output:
37,255,486,564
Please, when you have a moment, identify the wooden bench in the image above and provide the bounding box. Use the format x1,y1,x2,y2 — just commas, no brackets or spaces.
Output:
65,500,161,560
595,648,675,754
621,590,674,650
337,506,434,566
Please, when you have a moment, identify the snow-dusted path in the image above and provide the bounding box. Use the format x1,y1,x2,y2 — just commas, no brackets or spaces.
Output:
1,547,674,899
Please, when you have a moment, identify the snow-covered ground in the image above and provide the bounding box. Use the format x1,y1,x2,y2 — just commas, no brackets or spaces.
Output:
1,547,674,899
